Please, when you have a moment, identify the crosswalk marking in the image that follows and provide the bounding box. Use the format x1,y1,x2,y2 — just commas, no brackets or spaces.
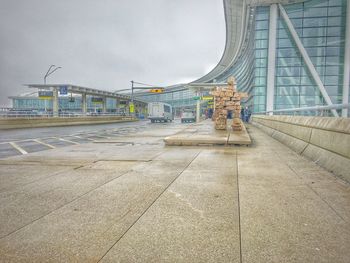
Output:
56,137,80,145
9,142,28,155
32,139,56,149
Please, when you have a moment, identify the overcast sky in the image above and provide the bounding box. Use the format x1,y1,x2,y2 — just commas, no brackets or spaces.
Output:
0,0,225,107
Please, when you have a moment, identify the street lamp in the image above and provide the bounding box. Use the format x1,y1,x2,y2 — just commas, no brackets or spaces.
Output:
44,65,62,84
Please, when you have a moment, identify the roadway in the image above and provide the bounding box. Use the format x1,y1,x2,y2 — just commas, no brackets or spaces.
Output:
0,120,154,159
0,120,349,262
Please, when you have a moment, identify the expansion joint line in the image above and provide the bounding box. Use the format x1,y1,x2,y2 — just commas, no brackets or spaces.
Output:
96,150,202,263
235,150,243,263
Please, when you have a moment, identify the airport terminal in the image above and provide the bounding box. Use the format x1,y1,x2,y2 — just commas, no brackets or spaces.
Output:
0,0,349,262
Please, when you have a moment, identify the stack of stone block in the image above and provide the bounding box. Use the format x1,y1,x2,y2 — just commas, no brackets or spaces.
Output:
210,77,247,131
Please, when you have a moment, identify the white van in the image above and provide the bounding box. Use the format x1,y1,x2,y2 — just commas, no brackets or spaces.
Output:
148,102,174,123
181,110,196,123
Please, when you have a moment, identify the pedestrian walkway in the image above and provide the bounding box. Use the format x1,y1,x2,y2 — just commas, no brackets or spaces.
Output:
0,124,349,262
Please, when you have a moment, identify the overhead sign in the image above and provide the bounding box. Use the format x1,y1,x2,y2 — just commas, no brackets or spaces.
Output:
59,86,68,95
150,88,164,93
129,103,135,113
38,91,53,99
202,95,213,101
91,97,104,103
207,100,214,105
193,96,201,100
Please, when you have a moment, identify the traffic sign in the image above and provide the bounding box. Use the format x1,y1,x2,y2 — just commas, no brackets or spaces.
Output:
129,103,135,113
193,96,200,100
150,88,164,93
59,86,68,95
91,97,103,103
202,95,213,100
38,91,53,99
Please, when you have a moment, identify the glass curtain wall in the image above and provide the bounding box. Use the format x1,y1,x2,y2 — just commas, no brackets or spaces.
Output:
253,0,346,113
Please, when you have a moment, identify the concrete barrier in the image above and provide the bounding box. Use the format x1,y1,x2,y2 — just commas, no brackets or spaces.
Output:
0,116,137,130
252,115,350,183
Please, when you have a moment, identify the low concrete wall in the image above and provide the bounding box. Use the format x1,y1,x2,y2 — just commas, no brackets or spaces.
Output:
252,115,350,183
0,116,137,130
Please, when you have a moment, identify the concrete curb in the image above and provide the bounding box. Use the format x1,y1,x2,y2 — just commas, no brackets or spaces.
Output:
0,117,138,130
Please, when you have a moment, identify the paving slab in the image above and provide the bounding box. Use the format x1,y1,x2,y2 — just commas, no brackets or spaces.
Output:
238,126,350,263
100,149,241,263
164,119,251,146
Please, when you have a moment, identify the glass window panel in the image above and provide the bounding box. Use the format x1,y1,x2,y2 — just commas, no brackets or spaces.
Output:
305,47,326,56
285,3,304,18
256,12,268,21
255,58,267,67
277,48,299,57
326,46,341,56
290,18,303,28
328,0,346,6
304,7,328,17
327,16,343,26
301,76,314,85
300,86,318,96
278,38,294,48
276,86,300,96
275,95,299,105
304,0,328,8
328,6,343,16
255,30,268,39
255,39,268,48
326,36,343,46
277,29,290,38
254,86,266,95
303,27,327,37
303,37,326,47
325,85,341,96
325,65,341,75
255,77,266,85
256,20,268,30
255,49,267,58
277,57,302,66
326,56,342,65
276,76,301,86
324,75,340,85
327,26,343,37
276,67,301,77
303,17,327,27
310,56,326,65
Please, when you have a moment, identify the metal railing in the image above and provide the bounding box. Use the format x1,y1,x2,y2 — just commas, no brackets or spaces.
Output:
254,103,349,117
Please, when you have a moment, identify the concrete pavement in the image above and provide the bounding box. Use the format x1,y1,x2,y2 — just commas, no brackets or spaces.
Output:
0,121,349,262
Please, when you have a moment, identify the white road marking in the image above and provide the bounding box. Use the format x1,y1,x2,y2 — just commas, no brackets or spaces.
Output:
72,135,95,141
9,142,28,155
56,137,80,145
32,139,56,149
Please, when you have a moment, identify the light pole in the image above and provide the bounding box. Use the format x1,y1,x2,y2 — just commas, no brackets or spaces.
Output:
44,65,61,84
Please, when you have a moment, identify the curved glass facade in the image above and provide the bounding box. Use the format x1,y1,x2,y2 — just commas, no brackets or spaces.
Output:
9,0,349,116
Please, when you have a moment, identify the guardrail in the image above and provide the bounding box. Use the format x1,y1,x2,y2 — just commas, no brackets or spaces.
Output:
254,103,349,116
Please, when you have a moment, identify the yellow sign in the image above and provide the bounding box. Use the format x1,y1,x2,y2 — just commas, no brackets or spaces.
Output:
150,88,164,93
129,103,134,113
202,95,213,100
207,100,214,105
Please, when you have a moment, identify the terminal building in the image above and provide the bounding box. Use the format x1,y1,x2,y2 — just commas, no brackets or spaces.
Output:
9,0,349,117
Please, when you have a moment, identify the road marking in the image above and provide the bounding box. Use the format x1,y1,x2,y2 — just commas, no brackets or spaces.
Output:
72,135,95,141
32,139,56,149
9,142,28,155
57,137,80,145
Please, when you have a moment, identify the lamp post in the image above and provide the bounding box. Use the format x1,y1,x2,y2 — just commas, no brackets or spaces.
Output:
44,65,61,84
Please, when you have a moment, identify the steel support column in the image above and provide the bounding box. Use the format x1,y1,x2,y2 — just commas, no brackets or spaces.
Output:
342,0,350,117
82,93,87,114
266,4,278,115
278,4,338,117
52,88,59,117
